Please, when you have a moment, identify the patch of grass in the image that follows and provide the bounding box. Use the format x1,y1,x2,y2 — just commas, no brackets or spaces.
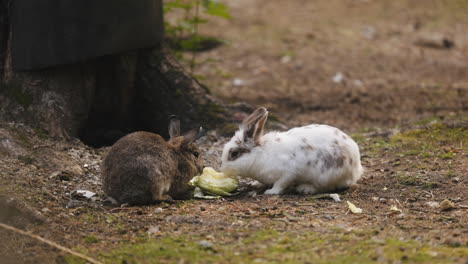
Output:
414,116,441,126
17,155,35,165
393,123,467,149
423,181,439,189
360,123,467,160
439,152,455,160
83,235,99,244
351,133,366,145
398,172,419,186
61,228,468,264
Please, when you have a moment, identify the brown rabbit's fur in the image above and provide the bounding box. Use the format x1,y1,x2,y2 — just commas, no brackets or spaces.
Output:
102,130,203,205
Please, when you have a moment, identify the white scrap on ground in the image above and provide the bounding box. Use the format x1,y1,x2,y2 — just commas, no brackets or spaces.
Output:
329,193,341,202
346,201,363,214
73,190,96,199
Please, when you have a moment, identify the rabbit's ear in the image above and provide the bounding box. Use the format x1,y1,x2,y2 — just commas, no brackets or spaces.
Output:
253,112,268,145
182,127,203,145
168,115,181,139
242,107,268,145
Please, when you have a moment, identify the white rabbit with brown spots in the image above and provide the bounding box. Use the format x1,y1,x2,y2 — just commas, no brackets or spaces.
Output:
221,107,363,195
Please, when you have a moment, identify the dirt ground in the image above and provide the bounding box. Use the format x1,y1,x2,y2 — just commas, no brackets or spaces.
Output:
1,0,467,263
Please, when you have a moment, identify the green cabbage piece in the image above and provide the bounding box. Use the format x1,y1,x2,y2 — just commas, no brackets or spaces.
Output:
189,167,238,196
193,187,220,199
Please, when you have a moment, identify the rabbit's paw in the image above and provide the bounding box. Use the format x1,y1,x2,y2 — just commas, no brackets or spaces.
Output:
295,184,318,194
250,180,264,189
264,188,282,195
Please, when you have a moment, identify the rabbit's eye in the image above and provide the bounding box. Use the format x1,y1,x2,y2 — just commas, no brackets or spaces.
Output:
228,148,249,161
230,150,240,160
193,151,200,158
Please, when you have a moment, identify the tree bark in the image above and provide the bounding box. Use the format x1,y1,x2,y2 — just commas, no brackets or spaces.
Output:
0,1,226,147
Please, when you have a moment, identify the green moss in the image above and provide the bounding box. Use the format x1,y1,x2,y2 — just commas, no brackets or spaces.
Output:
13,89,33,107
194,102,226,128
351,133,366,145
267,113,281,123
218,123,238,136
89,229,467,264
170,35,225,52
398,172,419,186
1,80,33,107
17,155,35,165
33,127,49,139
393,123,467,148
414,116,441,126
83,235,99,244
439,152,455,160
359,122,467,159
423,181,439,189
9,127,32,147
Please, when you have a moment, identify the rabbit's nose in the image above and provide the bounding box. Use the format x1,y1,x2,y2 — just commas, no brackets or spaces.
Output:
221,167,236,177
197,164,204,173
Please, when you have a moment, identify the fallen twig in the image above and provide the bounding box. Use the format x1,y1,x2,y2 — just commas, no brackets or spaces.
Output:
33,144,55,150
0,222,103,264
110,207,136,212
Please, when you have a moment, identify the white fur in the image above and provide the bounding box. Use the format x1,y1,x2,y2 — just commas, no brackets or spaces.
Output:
221,124,363,195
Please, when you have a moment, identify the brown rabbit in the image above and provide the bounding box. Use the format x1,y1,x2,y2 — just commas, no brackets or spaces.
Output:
101,117,203,205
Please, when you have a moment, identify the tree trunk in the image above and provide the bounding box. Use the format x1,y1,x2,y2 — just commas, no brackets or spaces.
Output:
0,1,226,147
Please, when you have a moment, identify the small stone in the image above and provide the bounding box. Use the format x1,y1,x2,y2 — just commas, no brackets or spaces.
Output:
379,198,387,203
362,25,377,40
103,196,119,206
426,201,439,208
440,199,456,211
41,207,51,213
280,55,291,64
66,199,82,208
451,177,460,183
247,191,257,197
232,78,246,87
48,171,61,179
154,208,163,214
321,215,334,220
444,239,461,247
198,240,213,249
371,197,379,202
147,226,160,236
332,72,345,83
64,165,84,175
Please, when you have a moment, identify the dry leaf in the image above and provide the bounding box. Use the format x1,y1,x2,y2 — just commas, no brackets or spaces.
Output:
389,205,402,213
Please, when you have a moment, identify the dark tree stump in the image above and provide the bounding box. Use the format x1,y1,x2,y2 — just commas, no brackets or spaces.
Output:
0,0,226,146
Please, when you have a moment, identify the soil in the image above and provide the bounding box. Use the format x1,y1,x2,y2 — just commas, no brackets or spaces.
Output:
1,1,467,263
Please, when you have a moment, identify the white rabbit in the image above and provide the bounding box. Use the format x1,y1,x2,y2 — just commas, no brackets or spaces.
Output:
221,107,363,195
